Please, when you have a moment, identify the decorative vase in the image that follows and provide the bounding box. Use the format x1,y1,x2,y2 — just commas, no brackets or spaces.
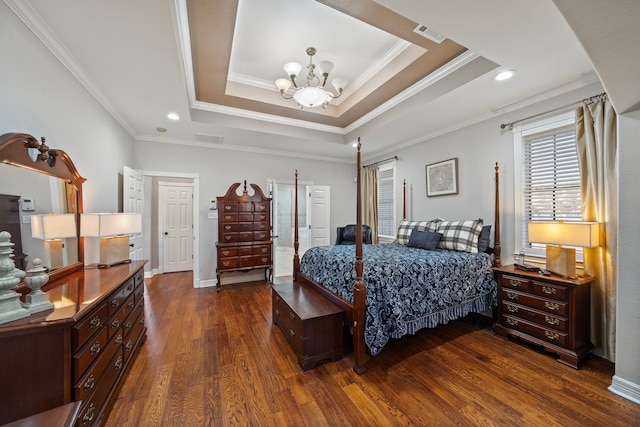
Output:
23,258,53,313
0,231,30,324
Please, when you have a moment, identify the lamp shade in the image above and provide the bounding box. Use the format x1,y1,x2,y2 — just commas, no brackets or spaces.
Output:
81,213,142,237
528,221,599,248
31,213,77,240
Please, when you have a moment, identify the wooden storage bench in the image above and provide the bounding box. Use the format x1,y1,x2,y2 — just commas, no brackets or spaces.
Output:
272,282,344,370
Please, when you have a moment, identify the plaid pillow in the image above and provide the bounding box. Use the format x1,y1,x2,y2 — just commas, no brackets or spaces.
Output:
437,219,484,253
395,219,442,244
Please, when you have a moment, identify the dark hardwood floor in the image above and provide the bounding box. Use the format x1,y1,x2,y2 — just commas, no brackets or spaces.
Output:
105,272,640,426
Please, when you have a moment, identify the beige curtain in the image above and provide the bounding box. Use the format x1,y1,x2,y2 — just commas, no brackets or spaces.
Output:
362,165,378,244
575,95,617,362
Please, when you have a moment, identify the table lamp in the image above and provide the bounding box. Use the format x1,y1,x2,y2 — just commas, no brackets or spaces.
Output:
81,213,142,267
527,221,599,278
30,213,77,270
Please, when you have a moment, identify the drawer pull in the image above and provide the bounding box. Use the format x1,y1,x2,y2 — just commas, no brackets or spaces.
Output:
289,312,296,320
115,334,123,346
140,317,145,326
83,375,95,391
261,257,268,262
506,318,519,326
545,316,560,326
223,261,230,267
223,250,230,256
275,296,280,302
545,330,560,340
90,342,101,356
545,302,560,311
128,300,135,309
542,286,557,295
111,298,120,307
111,319,120,329
506,304,518,313
114,356,124,370
89,316,101,329
225,225,231,230
225,205,232,210
225,215,232,220
125,340,134,351
82,404,95,425
508,279,521,288
125,320,133,330
289,329,295,337
261,248,267,253
275,309,280,317
506,291,518,300
259,233,266,239
127,284,134,292
224,236,231,241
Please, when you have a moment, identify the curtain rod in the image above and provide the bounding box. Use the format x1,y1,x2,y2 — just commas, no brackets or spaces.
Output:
499,92,607,130
363,156,398,168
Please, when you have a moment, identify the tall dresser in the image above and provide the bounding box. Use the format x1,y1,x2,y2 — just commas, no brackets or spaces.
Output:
216,181,272,291
0,261,147,426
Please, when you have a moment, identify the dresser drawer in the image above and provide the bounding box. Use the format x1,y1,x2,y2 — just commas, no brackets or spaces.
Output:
531,281,569,301
73,327,109,382
220,202,238,213
253,231,269,241
253,213,267,222
74,330,121,400
221,223,237,232
253,245,271,255
75,348,124,427
73,304,108,349
221,213,237,222
252,254,271,266
218,247,238,258
107,277,135,316
253,202,268,212
501,301,568,332
500,288,568,316
133,279,144,304
107,293,136,339
123,311,145,363
501,314,569,347
253,222,269,231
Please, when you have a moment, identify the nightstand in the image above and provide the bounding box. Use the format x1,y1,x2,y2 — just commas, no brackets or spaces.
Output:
492,265,595,368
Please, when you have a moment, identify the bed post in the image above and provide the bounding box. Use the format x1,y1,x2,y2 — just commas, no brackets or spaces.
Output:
403,179,407,220
494,162,502,266
293,170,300,280
353,138,368,374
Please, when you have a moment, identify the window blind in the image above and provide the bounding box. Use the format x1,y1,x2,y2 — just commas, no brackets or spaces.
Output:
378,167,394,237
522,125,582,255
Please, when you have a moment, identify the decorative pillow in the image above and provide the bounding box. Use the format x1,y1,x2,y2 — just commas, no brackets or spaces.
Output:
477,225,492,253
395,219,442,244
407,230,443,250
437,219,484,253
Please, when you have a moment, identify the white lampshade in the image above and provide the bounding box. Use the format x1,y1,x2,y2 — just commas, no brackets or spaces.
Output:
81,213,142,237
283,62,302,77
31,213,77,240
275,78,292,92
317,60,334,76
332,77,348,92
528,221,600,248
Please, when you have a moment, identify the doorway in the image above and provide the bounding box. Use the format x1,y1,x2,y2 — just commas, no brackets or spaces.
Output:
159,181,194,273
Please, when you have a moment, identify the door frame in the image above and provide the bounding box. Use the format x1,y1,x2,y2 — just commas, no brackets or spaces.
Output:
140,170,200,288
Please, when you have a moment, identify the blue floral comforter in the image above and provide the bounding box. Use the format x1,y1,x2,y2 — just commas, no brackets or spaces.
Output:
299,243,497,355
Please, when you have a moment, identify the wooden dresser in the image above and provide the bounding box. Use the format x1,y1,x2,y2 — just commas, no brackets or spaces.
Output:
0,261,147,426
272,282,344,370
492,264,594,368
215,181,272,291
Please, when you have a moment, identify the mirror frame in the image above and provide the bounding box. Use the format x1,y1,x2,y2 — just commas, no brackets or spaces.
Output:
0,132,85,282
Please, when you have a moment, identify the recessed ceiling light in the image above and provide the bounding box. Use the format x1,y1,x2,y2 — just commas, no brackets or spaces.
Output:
494,70,515,81
167,113,180,120
156,127,167,133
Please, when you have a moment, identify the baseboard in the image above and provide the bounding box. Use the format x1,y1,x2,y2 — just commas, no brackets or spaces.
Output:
609,375,640,404
198,279,217,289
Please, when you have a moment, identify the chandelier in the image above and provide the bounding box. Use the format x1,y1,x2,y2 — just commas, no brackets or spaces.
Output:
275,47,348,109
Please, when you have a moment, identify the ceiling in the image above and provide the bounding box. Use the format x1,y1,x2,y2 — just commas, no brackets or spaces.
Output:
6,0,639,163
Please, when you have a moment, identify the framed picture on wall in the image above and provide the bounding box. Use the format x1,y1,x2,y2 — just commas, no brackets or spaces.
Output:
426,158,458,197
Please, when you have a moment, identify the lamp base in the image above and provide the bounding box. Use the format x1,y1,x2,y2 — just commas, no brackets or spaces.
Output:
98,235,131,268
43,239,64,271
545,245,576,278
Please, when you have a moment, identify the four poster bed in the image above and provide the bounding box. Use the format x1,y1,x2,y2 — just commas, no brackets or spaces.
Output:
291,139,502,374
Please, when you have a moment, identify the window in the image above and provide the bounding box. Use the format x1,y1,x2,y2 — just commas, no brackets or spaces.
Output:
514,112,583,259
377,162,395,238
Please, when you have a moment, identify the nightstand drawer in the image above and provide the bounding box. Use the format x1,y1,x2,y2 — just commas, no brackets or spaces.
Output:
532,281,569,301
500,274,532,292
501,314,569,347
501,301,568,332
500,288,568,316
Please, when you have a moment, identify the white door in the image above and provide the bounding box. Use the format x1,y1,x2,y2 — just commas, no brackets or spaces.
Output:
123,166,144,261
160,182,193,273
309,185,330,247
